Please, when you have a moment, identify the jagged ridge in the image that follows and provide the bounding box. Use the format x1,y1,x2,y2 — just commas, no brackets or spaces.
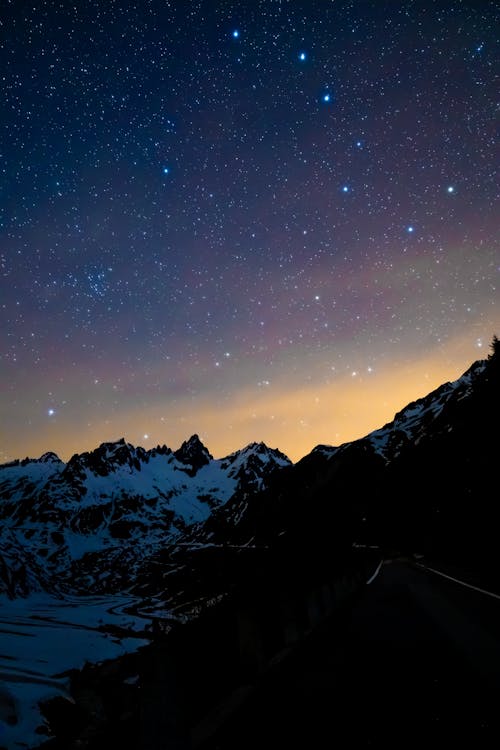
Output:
0,437,291,598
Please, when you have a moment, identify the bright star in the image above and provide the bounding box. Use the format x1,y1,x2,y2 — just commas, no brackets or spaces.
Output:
356,141,362,148
342,185,350,193
407,226,414,233
48,408,55,416
447,186,455,193
299,52,306,61
143,434,149,439
163,167,169,175
232,29,239,38
322,93,331,103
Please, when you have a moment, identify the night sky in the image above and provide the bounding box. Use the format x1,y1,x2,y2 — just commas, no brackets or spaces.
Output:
1,0,498,464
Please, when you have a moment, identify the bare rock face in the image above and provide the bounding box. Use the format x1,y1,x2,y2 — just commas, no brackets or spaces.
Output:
174,434,213,475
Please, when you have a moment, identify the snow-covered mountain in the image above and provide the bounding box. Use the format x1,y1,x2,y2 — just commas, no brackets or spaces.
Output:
0,435,291,598
2,346,498,601
1,345,499,750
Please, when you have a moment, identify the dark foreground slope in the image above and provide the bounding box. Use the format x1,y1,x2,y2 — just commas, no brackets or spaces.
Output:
202,559,500,750
380,349,500,571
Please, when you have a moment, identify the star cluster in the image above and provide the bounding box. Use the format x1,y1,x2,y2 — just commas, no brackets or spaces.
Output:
1,1,498,462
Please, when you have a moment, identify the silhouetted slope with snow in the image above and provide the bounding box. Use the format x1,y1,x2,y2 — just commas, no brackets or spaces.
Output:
205,346,500,575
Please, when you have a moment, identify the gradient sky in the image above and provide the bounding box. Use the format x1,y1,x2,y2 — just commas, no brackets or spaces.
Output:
1,0,498,464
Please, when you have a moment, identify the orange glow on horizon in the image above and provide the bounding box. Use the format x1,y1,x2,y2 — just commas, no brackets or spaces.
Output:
10,335,488,465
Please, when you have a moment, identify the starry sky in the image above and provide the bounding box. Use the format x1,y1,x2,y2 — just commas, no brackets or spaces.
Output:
1,0,498,464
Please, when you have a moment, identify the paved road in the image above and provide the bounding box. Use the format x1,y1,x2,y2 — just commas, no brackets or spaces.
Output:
200,560,500,749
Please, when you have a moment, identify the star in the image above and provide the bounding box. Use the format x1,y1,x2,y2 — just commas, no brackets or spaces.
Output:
3,0,497,469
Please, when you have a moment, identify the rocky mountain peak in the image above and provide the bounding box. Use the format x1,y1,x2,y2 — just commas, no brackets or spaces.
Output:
38,452,63,464
38,451,63,464
174,434,212,475
65,438,144,478
248,441,291,463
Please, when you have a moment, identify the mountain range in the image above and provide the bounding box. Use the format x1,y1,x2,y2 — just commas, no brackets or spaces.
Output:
0,436,290,599
1,339,499,750
1,339,499,602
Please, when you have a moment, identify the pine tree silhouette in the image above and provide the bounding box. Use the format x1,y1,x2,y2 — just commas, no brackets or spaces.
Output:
489,334,500,360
